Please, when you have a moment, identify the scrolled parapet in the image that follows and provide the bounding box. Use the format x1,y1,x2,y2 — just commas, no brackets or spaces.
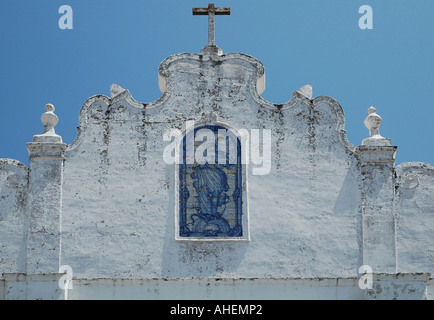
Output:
63,52,359,159
157,52,266,97
159,52,356,154
66,86,150,153
311,95,356,154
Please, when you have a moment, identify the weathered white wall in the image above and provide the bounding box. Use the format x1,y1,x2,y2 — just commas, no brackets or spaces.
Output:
395,162,434,275
0,159,28,275
1,274,63,300
1,274,430,300
60,53,362,279
0,51,433,299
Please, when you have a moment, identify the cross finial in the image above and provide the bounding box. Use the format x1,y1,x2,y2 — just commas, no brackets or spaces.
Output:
193,3,230,55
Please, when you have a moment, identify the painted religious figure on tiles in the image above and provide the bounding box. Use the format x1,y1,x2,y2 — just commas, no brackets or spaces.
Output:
179,125,242,238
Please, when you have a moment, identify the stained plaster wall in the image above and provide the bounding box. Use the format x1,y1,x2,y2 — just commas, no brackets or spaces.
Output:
0,159,28,275
58,53,362,279
0,52,432,298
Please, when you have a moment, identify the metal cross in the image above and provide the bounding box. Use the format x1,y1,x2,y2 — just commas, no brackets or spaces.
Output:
193,3,230,46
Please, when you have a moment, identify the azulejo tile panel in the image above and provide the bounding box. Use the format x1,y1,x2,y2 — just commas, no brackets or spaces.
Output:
179,125,242,238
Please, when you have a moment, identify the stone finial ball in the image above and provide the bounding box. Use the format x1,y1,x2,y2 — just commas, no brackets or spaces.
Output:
364,106,382,133
41,104,58,127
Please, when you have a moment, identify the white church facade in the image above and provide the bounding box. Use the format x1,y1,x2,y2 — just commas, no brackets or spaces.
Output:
1,4,433,300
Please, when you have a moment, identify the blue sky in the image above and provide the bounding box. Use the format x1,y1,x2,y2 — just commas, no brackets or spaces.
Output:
0,0,433,165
